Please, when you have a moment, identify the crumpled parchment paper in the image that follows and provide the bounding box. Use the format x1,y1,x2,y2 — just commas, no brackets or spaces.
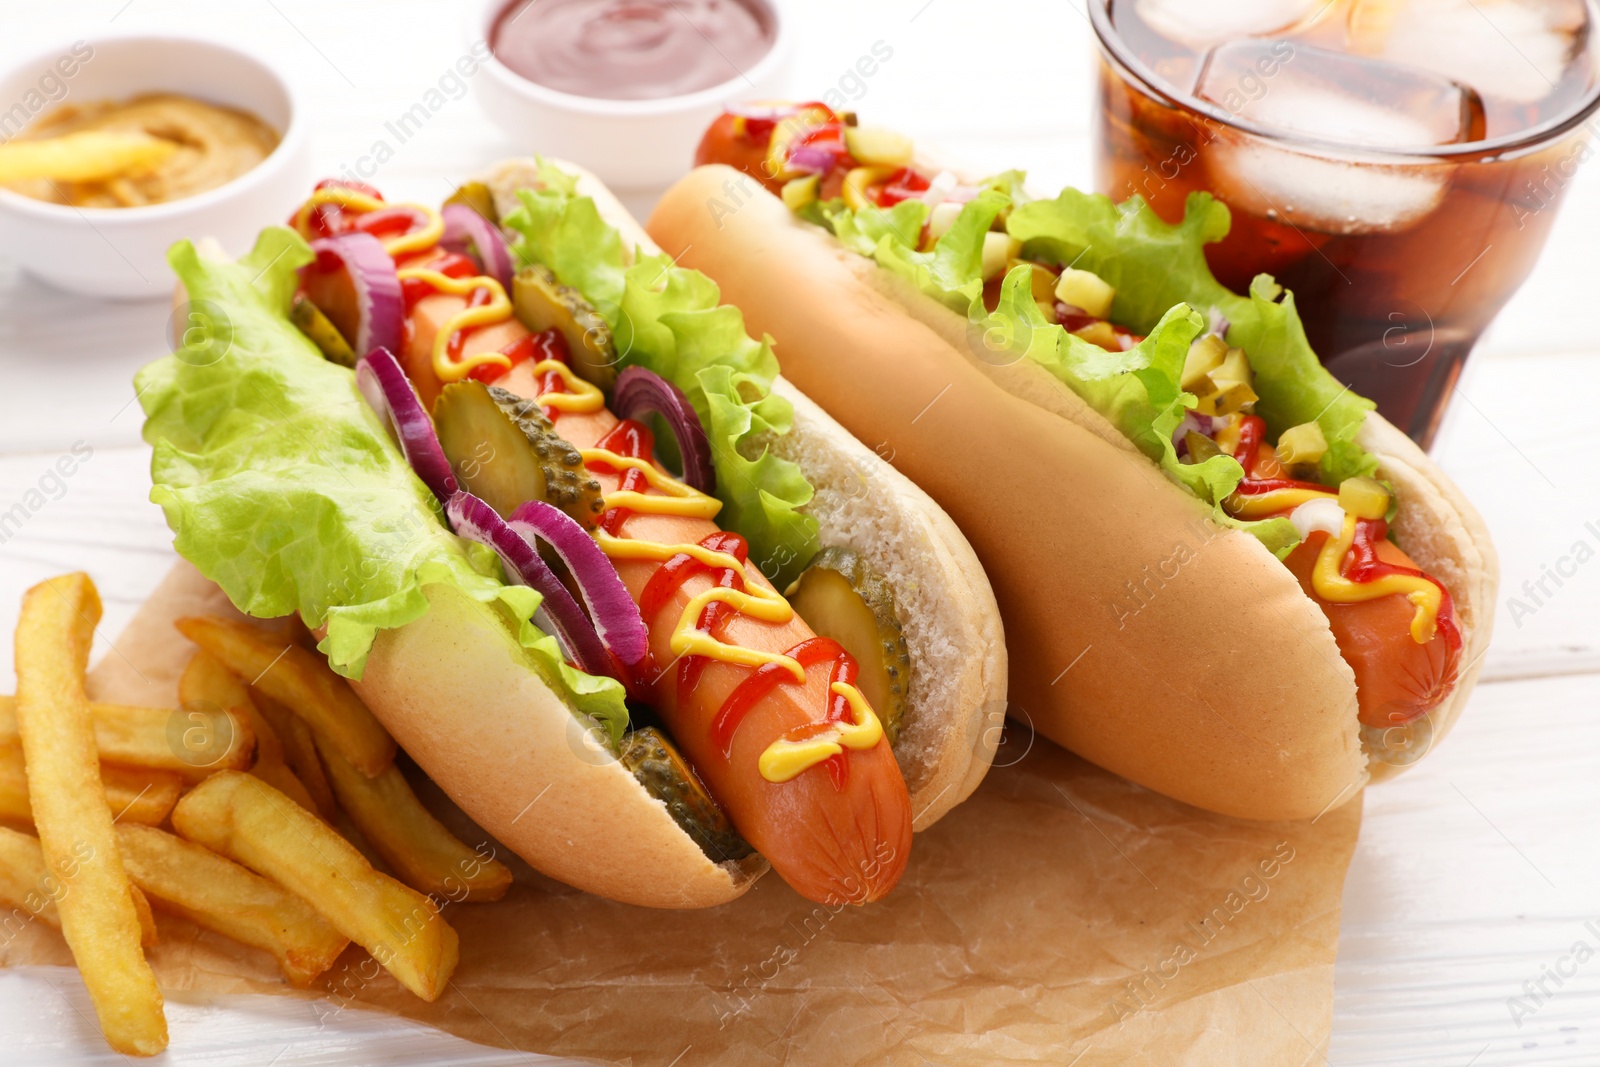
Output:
2,562,1361,1065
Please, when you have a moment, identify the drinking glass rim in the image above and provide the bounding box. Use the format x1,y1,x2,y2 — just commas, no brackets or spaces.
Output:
1087,0,1600,162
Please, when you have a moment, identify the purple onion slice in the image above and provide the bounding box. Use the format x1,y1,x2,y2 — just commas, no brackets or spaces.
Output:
508,500,648,668
610,366,716,494
785,144,837,175
303,233,403,358
447,491,617,680
355,349,458,504
1171,411,1218,457
1208,306,1231,339
440,203,514,290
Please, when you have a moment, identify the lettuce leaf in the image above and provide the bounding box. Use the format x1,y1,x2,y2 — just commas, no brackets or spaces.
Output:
1007,189,1378,486
138,228,629,742
503,174,820,585
978,266,1298,555
815,190,1008,315
810,178,1378,552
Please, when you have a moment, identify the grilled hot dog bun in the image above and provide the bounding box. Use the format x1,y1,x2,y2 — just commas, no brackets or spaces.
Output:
647,164,1497,821
337,160,1005,907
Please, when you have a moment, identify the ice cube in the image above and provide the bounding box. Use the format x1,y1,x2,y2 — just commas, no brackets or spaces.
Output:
1133,0,1333,49
1200,139,1450,234
1194,44,1478,232
1348,0,1588,105
1196,41,1483,146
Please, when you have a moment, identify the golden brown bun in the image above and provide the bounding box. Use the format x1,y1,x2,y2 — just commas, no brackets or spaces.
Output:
354,582,766,907
1353,417,1496,777
647,164,1496,820
336,159,1004,905
794,195,1499,783
769,378,1006,827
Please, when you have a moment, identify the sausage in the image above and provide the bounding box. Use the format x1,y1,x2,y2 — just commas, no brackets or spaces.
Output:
694,113,783,194
1284,532,1461,729
411,294,914,905
695,120,1467,734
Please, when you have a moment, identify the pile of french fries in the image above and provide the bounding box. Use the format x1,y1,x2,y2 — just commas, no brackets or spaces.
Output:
1,573,512,1056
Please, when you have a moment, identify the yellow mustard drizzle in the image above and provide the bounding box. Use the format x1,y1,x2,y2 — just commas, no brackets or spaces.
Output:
758,682,885,783
579,450,724,518
1212,416,1243,456
545,387,885,782
293,187,443,257
593,532,741,571
1225,485,1337,520
533,361,605,413
673,583,806,682
395,269,515,382
295,188,520,383
1312,512,1442,644
578,446,805,684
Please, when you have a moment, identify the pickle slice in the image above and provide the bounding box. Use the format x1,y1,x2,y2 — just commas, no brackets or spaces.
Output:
1183,430,1224,465
511,265,618,390
620,727,753,862
444,180,498,226
785,547,909,745
290,293,357,367
432,380,604,527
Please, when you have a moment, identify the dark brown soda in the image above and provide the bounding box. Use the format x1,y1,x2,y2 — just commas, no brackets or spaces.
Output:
1094,1,1598,448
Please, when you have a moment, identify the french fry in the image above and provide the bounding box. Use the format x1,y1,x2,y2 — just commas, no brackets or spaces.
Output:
172,772,458,1001
176,650,265,753
315,735,513,902
0,746,180,827
115,824,349,986
177,651,319,810
0,695,252,779
251,758,321,818
333,808,394,875
253,691,336,820
0,129,177,183
0,742,37,821
0,824,62,928
13,573,167,1055
129,882,158,948
176,616,395,777
102,701,253,781
102,764,183,826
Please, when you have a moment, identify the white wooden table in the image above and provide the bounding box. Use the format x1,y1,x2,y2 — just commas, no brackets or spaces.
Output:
3,2,1599,1063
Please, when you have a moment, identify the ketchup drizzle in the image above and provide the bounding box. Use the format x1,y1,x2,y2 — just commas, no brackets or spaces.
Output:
1347,518,1463,650
530,335,871,790
1229,415,1324,494
354,206,425,241
711,637,845,754
594,419,657,536
1231,416,1462,651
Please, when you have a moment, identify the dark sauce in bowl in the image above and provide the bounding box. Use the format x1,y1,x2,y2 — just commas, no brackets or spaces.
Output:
491,0,776,101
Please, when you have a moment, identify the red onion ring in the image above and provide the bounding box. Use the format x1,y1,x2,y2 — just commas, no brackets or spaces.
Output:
440,203,514,291
355,349,458,504
610,366,716,494
304,233,403,358
785,145,840,175
446,491,617,680
508,500,648,668
1171,412,1218,457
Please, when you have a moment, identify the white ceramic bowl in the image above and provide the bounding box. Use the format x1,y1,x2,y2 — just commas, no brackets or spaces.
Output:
469,0,794,189
0,35,310,300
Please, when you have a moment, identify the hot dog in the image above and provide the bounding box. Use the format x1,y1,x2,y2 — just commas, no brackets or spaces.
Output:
645,104,1498,819
140,158,1005,907
402,269,915,905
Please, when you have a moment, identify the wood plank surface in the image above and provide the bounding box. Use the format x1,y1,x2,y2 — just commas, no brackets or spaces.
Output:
2,0,1597,1063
